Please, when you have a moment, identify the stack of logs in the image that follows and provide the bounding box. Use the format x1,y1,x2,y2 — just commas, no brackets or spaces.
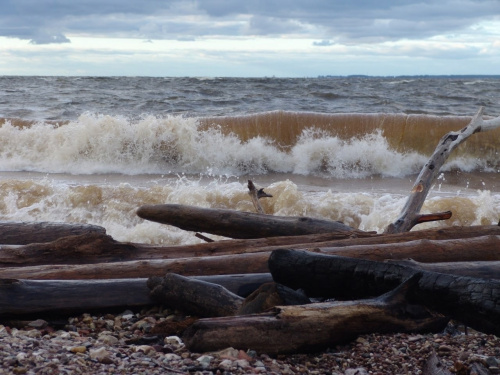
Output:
0,107,499,355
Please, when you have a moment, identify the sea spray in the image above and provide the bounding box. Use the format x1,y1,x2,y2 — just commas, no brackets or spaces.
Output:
1,113,498,177
0,176,498,243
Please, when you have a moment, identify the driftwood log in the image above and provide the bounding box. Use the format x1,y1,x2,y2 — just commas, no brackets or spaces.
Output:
0,225,500,268
2,234,500,280
0,221,106,245
269,249,500,336
182,274,448,354
136,204,359,239
0,273,273,318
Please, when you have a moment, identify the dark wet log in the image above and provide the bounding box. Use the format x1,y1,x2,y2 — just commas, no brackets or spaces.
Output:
0,221,106,245
3,225,500,268
0,278,152,317
387,107,500,233
269,249,500,336
0,273,272,317
136,203,358,239
387,259,500,279
182,274,448,355
148,273,244,317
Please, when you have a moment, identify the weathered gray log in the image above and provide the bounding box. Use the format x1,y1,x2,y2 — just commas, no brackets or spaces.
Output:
136,204,359,239
269,249,500,336
3,235,500,280
387,107,500,233
0,273,272,317
182,274,448,354
0,221,106,245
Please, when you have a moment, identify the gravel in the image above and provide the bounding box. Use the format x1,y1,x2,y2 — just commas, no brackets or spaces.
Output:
0,306,498,375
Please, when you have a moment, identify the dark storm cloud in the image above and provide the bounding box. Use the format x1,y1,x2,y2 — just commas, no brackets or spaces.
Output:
1,0,499,44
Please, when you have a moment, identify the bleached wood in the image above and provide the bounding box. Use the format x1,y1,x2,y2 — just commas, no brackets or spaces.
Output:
386,107,500,233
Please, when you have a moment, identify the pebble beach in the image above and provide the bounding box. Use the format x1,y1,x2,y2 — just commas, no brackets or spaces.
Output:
1,306,499,375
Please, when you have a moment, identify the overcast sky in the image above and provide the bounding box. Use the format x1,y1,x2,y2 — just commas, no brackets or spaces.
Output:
1,0,500,77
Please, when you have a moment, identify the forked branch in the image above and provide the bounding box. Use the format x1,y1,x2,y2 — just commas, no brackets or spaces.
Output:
386,107,500,233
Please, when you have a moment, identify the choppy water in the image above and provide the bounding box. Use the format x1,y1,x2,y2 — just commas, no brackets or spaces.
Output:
0,76,499,244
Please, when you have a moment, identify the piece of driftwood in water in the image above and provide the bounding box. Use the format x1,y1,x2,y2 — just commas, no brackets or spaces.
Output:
136,204,359,239
0,221,106,245
3,224,500,267
247,180,272,214
0,273,273,317
269,249,500,336
387,259,500,279
182,274,448,355
387,107,500,234
4,235,500,280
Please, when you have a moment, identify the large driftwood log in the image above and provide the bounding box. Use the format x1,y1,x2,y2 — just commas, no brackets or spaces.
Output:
0,273,272,317
269,249,500,336
2,225,500,267
136,204,359,239
182,274,448,354
2,235,500,280
387,107,500,233
0,221,106,245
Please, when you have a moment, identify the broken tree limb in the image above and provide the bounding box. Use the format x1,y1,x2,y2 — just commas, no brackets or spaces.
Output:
0,273,273,318
247,180,272,214
268,249,500,336
136,204,359,239
182,274,448,355
386,107,500,234
3,235,500,280
0,221,106,245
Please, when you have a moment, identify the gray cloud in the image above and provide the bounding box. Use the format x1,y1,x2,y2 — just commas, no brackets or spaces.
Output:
1,0,499,44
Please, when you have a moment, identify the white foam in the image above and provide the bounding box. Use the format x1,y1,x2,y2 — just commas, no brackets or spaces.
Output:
0,115,496,178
